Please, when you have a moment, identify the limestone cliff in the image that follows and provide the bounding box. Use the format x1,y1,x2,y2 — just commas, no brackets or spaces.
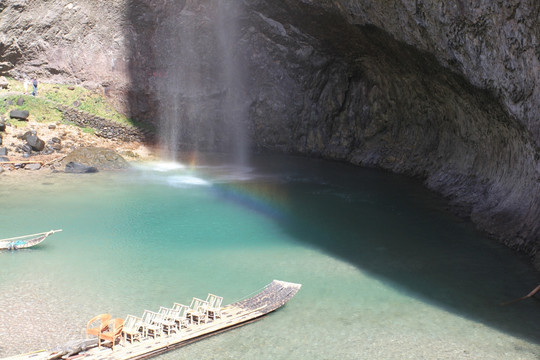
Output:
0,1,132,110
0,0,538,267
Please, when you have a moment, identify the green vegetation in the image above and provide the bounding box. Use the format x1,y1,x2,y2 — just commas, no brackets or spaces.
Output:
0,93,63,123
0,77,153,131
81,127,96,135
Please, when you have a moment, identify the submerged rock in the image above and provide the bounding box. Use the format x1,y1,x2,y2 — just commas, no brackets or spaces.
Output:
63,147,129,170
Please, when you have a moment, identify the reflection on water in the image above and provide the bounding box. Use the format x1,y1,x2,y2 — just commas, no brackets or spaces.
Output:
0,154,539,359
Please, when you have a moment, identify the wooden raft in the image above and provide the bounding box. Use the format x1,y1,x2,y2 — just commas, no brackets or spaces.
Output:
6,280,301,360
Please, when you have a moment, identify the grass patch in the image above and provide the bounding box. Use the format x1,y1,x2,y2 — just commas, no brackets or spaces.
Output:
81,127,95,135
5,118,29,128
0,77,154,132
0,94,63,123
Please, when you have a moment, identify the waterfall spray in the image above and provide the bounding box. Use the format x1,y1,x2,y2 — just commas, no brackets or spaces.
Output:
153,1,249,164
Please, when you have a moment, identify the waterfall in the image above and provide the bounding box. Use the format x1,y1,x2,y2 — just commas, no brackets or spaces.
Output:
215,1,248,166
153,0,248,164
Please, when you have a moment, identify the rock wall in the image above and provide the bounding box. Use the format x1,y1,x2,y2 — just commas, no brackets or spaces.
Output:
338,0,540,146
0,0,132,112
1,0,539,267
57,105,150,142
237,0,540,267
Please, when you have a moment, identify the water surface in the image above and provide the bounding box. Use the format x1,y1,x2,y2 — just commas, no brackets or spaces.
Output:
1,154,539,359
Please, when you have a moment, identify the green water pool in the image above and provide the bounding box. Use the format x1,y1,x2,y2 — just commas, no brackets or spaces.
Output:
0,154,538,359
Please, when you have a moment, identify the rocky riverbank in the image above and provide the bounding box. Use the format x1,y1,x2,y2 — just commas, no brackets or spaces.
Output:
0,118,155,175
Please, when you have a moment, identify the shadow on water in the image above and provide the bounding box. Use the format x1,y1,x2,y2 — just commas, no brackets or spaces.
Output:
239,155,540,344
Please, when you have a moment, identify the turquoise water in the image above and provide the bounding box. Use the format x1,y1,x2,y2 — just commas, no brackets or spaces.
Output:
0,154,539,359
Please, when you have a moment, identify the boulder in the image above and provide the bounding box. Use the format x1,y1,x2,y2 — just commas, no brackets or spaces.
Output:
16,97,24,106
25,163,41,171
0,156,9,161
9,110,29,120
26,134,45,152
63,147,129,170
65,162,98,174
0,121,5,132
20,130,36,140
0,147,7,156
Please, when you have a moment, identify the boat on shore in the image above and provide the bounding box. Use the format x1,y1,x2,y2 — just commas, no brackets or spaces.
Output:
7,280,301,360
0,229,62,250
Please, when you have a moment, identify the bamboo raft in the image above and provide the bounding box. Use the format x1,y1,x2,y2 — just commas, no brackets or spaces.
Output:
6,280,301,360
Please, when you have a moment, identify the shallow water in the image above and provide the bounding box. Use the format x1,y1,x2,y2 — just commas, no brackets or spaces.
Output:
1,154,539,359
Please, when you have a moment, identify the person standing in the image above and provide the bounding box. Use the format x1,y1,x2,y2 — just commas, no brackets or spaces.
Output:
23,79,30,94
31,78,38,96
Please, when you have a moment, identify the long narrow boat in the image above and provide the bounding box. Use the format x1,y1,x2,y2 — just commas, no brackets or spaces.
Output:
6,280,301,360
0,229,62,250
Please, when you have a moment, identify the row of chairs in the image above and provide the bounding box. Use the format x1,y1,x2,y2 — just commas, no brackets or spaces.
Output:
86,293,223,350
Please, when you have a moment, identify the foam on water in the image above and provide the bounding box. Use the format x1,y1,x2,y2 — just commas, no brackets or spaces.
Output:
0,155,538,359
133,161,187,173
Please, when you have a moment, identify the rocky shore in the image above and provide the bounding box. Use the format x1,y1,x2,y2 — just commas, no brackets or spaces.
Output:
0,117,154,175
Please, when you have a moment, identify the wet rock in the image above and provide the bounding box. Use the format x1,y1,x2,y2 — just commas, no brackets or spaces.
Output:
9,110,29,120
65,161,98,173
63,147,129,170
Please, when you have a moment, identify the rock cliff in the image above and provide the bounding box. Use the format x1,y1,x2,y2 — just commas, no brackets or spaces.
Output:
1,0,538,267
